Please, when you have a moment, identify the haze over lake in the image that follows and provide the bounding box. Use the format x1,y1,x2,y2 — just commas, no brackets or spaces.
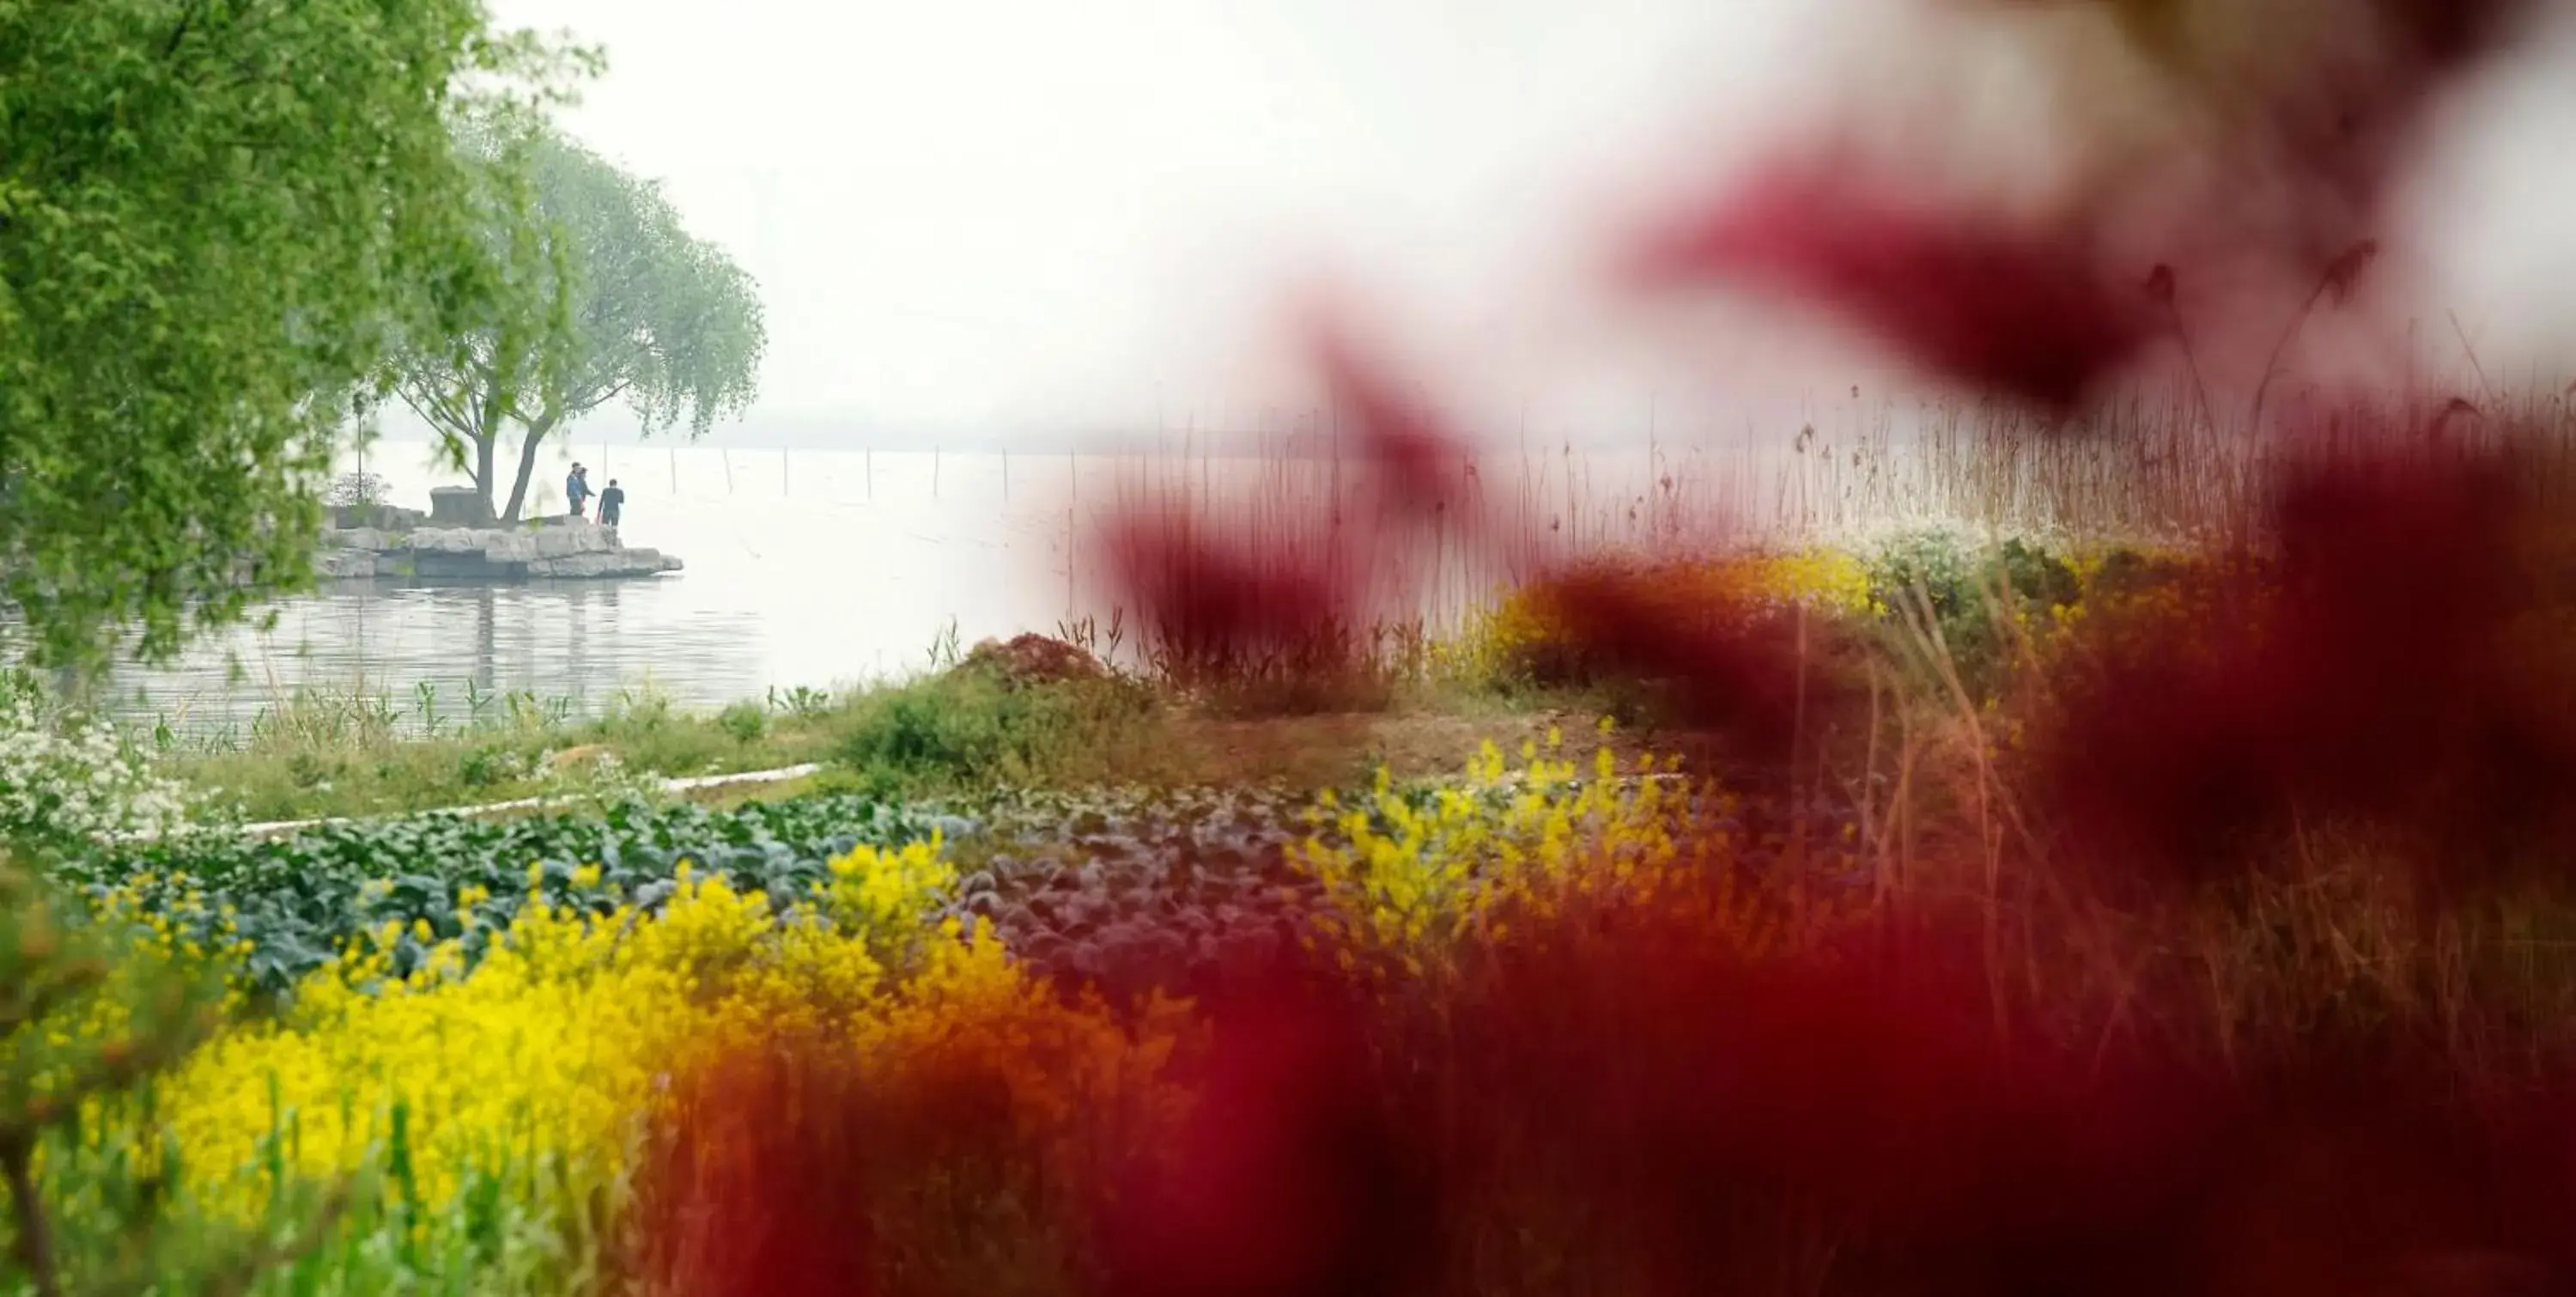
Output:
30,376,2460,741
60,423,1862,737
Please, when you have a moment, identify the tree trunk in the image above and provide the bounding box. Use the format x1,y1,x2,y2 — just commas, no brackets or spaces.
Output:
500,417,556,523
472,432,498,519
1,1133,60,1297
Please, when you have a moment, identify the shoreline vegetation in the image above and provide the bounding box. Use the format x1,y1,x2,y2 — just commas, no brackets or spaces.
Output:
14,0,2576,1281
13,391,2576,1291
136,378,2576,826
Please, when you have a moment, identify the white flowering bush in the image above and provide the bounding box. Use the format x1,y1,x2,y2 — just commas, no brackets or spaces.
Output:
538,746,667,813
0,673,195,858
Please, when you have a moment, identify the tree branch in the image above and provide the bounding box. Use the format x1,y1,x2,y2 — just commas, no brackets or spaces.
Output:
0,1131,59,1297
550,373,632,423
392,380,476,443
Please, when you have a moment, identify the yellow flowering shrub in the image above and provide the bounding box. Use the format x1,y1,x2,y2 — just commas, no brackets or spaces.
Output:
2037,543,2264,665
131,837,1082,1223
52,874,253,1076
1292,726,1842,982
1435,548,1873,691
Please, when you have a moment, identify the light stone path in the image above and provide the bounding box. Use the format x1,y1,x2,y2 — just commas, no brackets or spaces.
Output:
216,762,825,840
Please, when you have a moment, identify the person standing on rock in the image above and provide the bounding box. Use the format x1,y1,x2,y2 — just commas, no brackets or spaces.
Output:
566,464,590,521
598,478,625,528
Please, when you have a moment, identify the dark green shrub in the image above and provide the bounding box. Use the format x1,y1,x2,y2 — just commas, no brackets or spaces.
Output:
716,701,769,744
1863,530,2080,697
454,745,524,789
832,671,1151,796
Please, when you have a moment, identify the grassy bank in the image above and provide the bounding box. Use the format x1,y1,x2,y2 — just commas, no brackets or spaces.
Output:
35,432,2576,1294
145,629,1665,825
31,502,2576,1294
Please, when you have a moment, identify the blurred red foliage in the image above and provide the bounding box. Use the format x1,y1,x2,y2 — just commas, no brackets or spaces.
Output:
640,903,2576,1296
2039,446,2576,894
1625,163,2160,413
639,1,2576,1293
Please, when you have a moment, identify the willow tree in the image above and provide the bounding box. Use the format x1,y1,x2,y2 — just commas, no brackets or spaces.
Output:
0,0,587,670
396,118,766,523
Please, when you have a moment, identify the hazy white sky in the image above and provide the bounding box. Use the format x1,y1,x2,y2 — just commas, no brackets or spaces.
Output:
489,0,1790,432
487,0,2576,440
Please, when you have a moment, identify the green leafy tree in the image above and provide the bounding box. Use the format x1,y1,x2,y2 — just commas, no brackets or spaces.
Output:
396,116,767,523
0,0,589,671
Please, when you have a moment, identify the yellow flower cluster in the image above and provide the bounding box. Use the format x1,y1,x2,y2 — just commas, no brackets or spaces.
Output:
1435,548,1873,690
2038,543,2257,661
1291,725,1832,982
134,837,1182,1228
60,733,1868,1276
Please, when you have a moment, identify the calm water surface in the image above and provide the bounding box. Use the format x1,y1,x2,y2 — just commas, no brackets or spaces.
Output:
52,430,1916,737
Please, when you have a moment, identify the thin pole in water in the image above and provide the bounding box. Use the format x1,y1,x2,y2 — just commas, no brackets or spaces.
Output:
668,447,677,494
723,448,735,494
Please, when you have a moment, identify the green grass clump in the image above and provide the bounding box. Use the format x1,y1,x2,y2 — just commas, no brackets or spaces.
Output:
830,667,1159,798
1858,529,2081,699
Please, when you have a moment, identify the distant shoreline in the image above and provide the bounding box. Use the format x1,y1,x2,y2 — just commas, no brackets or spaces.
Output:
351,428,1828,460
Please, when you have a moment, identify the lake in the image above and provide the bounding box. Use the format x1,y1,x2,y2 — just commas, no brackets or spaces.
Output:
45,422,1973,738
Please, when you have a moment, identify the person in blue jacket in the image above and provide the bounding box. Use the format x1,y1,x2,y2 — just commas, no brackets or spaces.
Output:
566,464,591,520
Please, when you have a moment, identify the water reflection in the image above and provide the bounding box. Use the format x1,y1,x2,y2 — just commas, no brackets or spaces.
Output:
64,580,775,740
14,443,1801,739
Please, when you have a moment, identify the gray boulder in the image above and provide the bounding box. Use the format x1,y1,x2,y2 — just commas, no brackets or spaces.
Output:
483,533,540,565
316,549,377,580
428,487,493,527
319,519,676,583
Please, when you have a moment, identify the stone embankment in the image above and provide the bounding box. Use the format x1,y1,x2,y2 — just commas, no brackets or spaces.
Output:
317,521,682,582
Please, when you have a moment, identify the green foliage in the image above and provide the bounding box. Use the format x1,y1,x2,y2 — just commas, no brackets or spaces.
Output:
395,112,768,522
833,672,1155,798
167,679,771,822
715,701,769,745
0,0,588,670
1861,529,2080,696
37,1089,600,1296
58,795,971,996
453,745,526,790
768,685,834,720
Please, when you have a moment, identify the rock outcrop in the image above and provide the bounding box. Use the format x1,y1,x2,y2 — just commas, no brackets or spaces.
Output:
318,521,682,582
428,486,495,527
330,503,429,532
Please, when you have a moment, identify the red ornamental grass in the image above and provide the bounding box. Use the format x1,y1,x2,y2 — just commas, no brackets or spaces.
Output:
641,1,2576,1290
1091,970,1437,1297
1423,915,2216,1297
1625,163,2160,414
1108,314,1821,761
2038,445,2576,895
635,889,2576,1296
1528,564,1811,760
635,1035,1055,1297
1304,314,1488,536
1097,509,1357,673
